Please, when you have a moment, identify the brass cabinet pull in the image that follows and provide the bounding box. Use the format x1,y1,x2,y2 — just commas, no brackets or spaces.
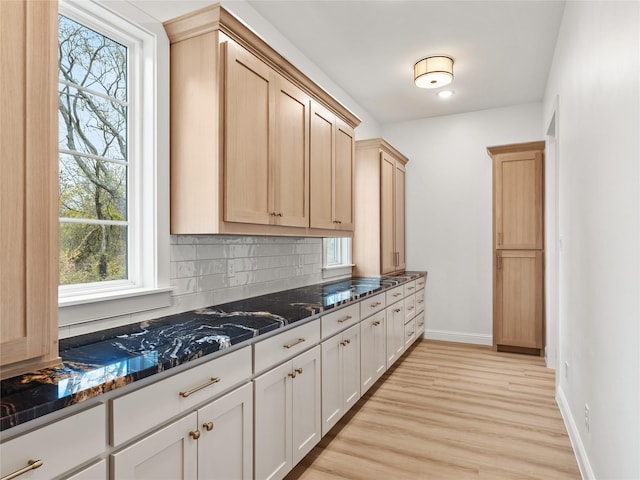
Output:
289,368,302,379
408,286,415,291
372,321,381,326
277,213,283,217
189,430,201,440
295,367,303,375
418,323,424,327
392,293,402,297
394,308,401,313
340,339,351,347
203,421,214,431
1,459,43,480
407,306,414,311
370,301,382,307
337,315,352,323
283,337,305,349
179,377,221,398
408,331,414,337
417,299,424,304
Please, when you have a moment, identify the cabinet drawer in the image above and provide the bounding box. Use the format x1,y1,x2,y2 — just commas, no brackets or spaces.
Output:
416,276,426,290
415,311,426,338
0,404,105,480
111,346,251,447
321,304,360,339
404,280,417,296
254,321,320,374
416,289,425,314
404,294,416,323
359,292,386,319
404,319,416,348
64,459,107,480
385,286,404,305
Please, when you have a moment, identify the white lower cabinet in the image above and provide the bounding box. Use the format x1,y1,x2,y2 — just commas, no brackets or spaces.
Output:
404,318,416,348
254,345,321,480
360,309,386,394
386,301,405,368
320,323,361,436
111,382,253,480
64,459,107,480
415,310,426,338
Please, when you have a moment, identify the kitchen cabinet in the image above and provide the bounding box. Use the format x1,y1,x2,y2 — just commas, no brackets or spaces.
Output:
386,298,405,368
488,141,545,354
254,346,321,480
0,0,60,379
310,101,355,231
224,42,310,228
0,405,105,480
64,460,107,480
360,309,386,394
353,139,409,276
321,323,361,436
111,382,253,480
163,5,360,236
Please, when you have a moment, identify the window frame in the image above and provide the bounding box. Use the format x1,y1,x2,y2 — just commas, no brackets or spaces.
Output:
57,0,171,327
322,237,354,279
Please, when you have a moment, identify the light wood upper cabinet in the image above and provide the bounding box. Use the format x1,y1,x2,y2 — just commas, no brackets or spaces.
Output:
163,5,360,237
490,143,544,250
354,139,409,276
224,42,310,228
310,102,355,231
0,0,60,379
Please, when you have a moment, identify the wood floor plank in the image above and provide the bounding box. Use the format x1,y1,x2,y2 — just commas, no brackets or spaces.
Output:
286,340,580,480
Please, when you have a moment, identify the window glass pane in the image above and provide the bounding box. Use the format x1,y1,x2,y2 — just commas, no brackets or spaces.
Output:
59,223,127,284
326,238,338,265
59,153,127,220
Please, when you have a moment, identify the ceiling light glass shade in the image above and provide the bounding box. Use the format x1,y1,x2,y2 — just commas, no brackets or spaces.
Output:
414,56,454,89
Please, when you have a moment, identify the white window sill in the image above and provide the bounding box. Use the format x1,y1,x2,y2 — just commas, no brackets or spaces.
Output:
59,287,173,326
322,264,355,279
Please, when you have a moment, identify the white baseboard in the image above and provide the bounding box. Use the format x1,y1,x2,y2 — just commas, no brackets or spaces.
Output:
424,329,492,346
556,387,594,480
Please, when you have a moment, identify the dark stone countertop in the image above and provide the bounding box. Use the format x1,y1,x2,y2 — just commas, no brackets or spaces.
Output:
0,272,426,432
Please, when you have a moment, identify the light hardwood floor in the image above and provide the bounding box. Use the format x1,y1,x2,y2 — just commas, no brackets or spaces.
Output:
286,340,580,480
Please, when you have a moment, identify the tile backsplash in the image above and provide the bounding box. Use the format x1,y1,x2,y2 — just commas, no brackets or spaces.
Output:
59,235,338,338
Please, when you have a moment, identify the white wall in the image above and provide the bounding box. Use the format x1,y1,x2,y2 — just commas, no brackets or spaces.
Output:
383,103,542,345
543,2,640,479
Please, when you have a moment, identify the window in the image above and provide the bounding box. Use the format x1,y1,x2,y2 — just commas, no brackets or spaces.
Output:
322,237,353,278
57,0,170,325
58,14,129,286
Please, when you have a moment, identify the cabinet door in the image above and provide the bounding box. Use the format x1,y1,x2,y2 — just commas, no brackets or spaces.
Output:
224,42,272,225
380,152,396,274
291,346,321,465
341,324,361,412
273,75,310,227
386,303,405,367
494,150,544,249
394,160,407,270
320,332,342,436
310,102,335,229
197,383,253,480
254,361,292,480
0,0,59,378
333,121,355,230
111,413,198,480
360,310,386,394
495,250,544,349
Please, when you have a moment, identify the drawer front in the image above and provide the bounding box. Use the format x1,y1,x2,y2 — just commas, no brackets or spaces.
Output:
321,303,360,339
111,346,251,447
404,280,417,296
417,276,426,290
385,285,404,305
416,288,425,314
64,459,107,480
0,404,106,480
254,321,320,374
359,292,386,319
404,319,416,348
404,294,416,323
415,311,426,337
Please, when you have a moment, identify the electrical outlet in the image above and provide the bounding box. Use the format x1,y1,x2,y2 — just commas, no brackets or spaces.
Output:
584,403,590,432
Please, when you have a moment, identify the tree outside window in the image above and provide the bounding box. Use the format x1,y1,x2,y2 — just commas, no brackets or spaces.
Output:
58,15,128,285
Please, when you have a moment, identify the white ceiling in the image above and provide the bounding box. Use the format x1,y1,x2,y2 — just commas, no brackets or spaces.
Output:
130,0,566,125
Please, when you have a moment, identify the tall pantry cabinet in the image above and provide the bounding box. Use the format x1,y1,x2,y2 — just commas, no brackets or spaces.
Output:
0,0,60,379
353,139,409,276
488,141,545,355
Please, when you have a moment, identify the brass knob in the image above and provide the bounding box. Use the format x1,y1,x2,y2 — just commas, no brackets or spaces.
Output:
189,430,201,440
288,371,297,378
295,367,303,374
394,308,401,313
203,421,214,431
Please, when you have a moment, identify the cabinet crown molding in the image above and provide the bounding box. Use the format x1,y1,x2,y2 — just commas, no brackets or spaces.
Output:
355,138,409,165
487,140,545,157
163,3,361,129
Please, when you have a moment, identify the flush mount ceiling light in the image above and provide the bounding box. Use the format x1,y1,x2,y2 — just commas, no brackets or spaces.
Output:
414,56,454,89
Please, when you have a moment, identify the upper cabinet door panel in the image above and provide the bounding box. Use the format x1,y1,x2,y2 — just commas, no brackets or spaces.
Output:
310,102,335,230
494,150,544,249
224,43,272,225
273,76,310,228
380,153,396,274
394,162,406,270
334,122,355,230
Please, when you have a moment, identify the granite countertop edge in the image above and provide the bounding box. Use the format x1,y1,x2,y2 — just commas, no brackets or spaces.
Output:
1,272,426,432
